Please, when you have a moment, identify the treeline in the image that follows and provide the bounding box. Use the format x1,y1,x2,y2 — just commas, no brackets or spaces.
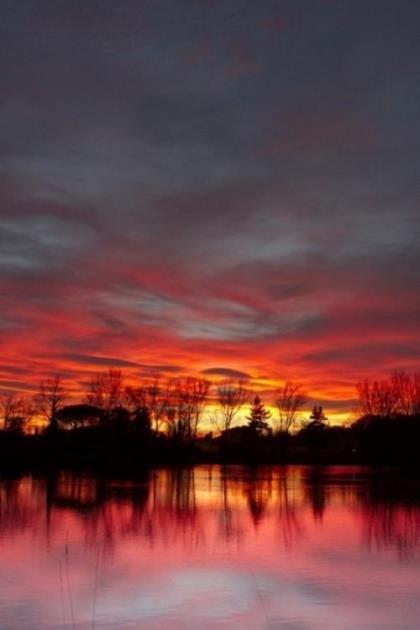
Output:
357,371,420,418
0,370,419,469
0,370,309,437
352,371,420,465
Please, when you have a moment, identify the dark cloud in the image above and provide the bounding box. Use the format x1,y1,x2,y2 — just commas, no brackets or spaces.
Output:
62,354,140,368
0,380,35,392
201,367,251,380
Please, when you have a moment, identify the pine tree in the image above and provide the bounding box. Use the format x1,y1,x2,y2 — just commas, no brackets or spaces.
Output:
246,395,272,435
308,405,328,429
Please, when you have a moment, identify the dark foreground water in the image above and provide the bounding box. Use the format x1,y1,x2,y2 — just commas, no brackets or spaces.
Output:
1,466,420,629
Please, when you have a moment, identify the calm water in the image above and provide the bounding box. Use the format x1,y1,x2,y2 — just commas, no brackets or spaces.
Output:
1,466,420,629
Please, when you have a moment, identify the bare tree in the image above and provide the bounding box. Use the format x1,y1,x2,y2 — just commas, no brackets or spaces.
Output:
0,392,31,433
390,371,420,416
125,384,146,415
356,372,420,419
164,379,188,439
125,378,168,432
357,378,398,418
413,372,420,415
215,380,247,432
163,389,178,436
274,381,306,434
165,377,210,440
143,378,167,432
187,377,210,440
85,369,124,418
36,375,66,430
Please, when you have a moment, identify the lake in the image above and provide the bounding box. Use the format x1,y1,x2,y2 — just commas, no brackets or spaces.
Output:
0,465,419,629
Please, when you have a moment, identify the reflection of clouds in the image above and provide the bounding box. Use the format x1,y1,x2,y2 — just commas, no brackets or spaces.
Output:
94,567,338,629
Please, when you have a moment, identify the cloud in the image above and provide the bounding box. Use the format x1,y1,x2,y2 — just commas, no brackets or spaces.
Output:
61,354,140,368
201,367,251,380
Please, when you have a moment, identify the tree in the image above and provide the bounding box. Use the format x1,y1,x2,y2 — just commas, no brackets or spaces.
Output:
215,380,248,432
274,381,306,434
165,377,210,440
85,369,124,421
306,405,328,429
140,378,167,432
125,385,146,417
0,392,31,433
246,395,272,436
357,378,398,419
391,372,414,416
390,371,420,416
186,377,210,440
357,372,420,421
413,372,420,415
132,406,152,437
36,376,66,431
124,385,152,435
55,404,102,430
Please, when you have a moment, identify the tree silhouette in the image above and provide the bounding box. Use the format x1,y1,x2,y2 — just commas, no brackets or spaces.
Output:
357,372,420,418
308,405,328,428
357,379,398,419
55,404,102,430
215,380,248,432
0,392,31,433
141,378,167,432
274,381,306,434
246,395,272,435
165,377,210,441
36,375,66,432
85,369,124,422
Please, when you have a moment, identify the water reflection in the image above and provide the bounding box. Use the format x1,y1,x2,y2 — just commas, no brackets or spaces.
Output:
2,466,420,553
358,477,420,559
1,466,420,628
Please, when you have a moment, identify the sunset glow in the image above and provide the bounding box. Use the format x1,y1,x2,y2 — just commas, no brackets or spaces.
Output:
1,467,420,629
1,1,419,426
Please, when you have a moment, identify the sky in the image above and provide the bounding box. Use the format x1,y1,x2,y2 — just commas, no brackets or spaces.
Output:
1,0,419,422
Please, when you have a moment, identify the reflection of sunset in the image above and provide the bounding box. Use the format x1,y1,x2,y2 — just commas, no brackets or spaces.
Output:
1,467,420,629
0,467,417,550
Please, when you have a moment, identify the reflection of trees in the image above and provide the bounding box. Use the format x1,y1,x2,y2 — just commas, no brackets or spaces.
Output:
47,473,99,511
363,504,420,558
3,467,420,560
0,468,306,550
84,479,150,547
304,467,328,522
359,480,420,559
301,466,364,523
0,478,44,536
277,470,303,547
243,468,272,527
218,466,239,543
43,472,150,548
146,468,204,549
